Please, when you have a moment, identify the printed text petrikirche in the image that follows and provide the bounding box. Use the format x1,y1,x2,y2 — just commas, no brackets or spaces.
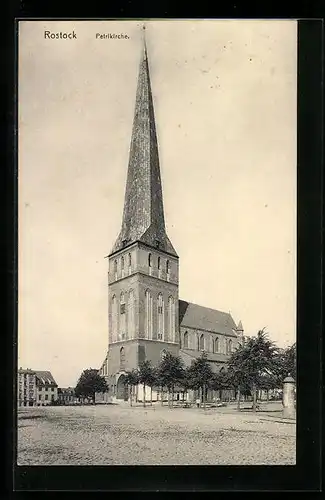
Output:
95,33,130,39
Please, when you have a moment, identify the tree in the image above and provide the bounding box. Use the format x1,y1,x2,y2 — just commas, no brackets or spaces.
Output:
188,352,213,410
75,369,108,404
138,360,155,407
178,366,194,403
227,329,278,411
274,343,296,385
210,369,231,402
124,369,139,406
156,352,185,408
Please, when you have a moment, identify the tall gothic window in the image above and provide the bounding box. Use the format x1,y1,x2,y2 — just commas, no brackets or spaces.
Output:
128,289,135,339
120,347,125,370
183,331,189,349
121,256,125,278
214,337,219,353
148,253,152,276
166,260,170,281
227,339,233,354
128,253,132,274
157,293,164,340
158,256,161,269
111,295,117,343
114,260,118,281
120,292,126,340
145,290,153,339
199,334,205,351
168,296,175,342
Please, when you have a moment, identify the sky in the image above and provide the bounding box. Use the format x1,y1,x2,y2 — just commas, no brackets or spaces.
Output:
18,20,297,387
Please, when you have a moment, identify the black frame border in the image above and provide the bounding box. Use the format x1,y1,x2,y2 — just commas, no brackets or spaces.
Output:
5,16,323,493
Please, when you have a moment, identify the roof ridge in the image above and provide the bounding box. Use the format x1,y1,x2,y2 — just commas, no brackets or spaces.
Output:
179,299,232,317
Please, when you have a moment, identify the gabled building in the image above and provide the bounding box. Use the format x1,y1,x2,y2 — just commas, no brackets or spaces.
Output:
98,29,244,402
58,387,78,405
35,371,58,406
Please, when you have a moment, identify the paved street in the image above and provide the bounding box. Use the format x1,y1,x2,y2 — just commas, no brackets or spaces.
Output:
17,402,296,465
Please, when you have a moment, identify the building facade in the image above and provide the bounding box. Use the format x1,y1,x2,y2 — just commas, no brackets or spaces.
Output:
98,32,244,402
17,368,37,407
58,387,78,405
35,371,58,406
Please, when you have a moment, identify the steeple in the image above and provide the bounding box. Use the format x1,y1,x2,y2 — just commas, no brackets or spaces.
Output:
110,26,177,257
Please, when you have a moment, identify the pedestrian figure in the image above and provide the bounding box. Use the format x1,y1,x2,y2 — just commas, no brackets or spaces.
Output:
196,397,200,408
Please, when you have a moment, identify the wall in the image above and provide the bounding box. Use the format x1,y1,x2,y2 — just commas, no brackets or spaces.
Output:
37,386,58,405
17,371,37,406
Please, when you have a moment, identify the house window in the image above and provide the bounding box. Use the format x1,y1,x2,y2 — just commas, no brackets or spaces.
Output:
183,331,189,349
120,347,125,370
157,293,164,340
45,394,48,400
45,387,48,391
199,334,205,351
39,395,41,400
51,388,54,392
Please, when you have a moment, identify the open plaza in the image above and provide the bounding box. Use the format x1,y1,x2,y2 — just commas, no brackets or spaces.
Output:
17,401,296,466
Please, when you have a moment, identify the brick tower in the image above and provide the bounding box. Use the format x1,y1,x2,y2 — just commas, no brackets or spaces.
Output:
105,29,179,399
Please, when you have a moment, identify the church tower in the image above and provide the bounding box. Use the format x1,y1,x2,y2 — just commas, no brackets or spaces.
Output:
105,29,179,394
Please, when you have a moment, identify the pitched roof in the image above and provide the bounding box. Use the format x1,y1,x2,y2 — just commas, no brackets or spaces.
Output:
179,300,238,336
35,371,57,386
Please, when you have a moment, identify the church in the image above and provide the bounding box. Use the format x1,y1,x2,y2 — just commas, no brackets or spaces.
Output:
98,31,244,402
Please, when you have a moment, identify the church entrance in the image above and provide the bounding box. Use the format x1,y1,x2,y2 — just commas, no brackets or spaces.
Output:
116,374,128,401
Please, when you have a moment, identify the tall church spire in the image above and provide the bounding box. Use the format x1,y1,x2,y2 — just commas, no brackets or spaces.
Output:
110,27,177,257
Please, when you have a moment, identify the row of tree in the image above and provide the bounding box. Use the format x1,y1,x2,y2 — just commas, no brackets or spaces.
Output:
75,329,296,412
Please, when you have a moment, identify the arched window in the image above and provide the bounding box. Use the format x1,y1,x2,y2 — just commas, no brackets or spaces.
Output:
111,295,117,343
128,289,135,339
183,331,189,349
158,256,161,269
121,256,125,278
166,259,170,276
145,290,153,339
228,339,233,354
168,296,175,342
114,260,118,280
120,292,126,340
214,337,219,353
128,253,132,274
148,253,152,267
120,347,125,370
199,334,205,351
157,293,164,340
